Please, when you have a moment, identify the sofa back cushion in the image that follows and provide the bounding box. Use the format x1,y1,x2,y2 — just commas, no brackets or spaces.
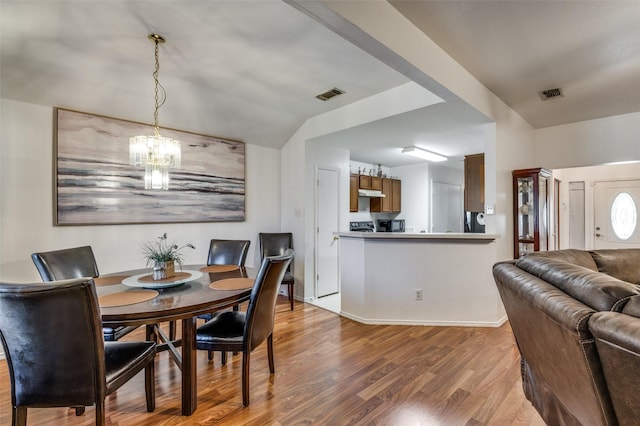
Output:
516,253,640,312
518,249,599,271
590,249,640,285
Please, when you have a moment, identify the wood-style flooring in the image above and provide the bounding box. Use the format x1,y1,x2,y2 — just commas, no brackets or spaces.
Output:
0,297,544,425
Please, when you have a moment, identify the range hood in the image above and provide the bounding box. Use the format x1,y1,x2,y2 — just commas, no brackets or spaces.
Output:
358,189,385,198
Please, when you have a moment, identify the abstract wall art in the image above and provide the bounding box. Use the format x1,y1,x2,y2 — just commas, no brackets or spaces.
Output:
55,108,245,225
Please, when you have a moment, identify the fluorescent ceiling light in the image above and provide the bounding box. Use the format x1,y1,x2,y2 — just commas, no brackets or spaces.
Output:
401,146,447,162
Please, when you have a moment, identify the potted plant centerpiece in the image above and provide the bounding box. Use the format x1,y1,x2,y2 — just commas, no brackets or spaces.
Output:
142,233,195,280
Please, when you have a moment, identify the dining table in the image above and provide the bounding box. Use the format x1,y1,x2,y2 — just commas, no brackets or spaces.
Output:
94,264,256,416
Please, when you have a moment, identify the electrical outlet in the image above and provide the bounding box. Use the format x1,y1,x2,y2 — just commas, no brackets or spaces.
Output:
415,289,423,301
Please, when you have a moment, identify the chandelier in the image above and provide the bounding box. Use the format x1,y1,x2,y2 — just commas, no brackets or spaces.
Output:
129,34,181,190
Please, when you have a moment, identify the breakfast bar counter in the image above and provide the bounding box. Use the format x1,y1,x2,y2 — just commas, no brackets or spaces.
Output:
334,232,504,327
334,231,498,240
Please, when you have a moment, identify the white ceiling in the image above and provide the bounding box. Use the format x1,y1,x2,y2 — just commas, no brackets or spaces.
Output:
389,0,640,129
2,1,639,169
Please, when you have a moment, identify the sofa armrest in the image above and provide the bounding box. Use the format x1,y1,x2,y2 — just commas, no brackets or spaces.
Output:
493,262,616,425
591,311,640,423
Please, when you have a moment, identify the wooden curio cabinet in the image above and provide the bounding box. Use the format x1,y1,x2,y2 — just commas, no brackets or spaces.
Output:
513,168,551,259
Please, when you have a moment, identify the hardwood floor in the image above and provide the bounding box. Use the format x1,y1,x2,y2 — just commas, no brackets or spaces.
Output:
0,297,544,425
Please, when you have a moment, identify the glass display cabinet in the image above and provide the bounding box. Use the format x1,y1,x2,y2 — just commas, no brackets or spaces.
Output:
513,168,552,258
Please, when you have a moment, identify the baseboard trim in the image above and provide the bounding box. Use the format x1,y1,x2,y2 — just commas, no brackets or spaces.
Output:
339,310,508,328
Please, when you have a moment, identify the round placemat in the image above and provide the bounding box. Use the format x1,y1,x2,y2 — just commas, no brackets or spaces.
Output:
138,271,191,283
200,265,240,273
209,277,254,291
93,275,130,286
99,289,159,307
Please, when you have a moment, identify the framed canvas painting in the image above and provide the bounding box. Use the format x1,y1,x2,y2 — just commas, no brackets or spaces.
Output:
54,108,245,225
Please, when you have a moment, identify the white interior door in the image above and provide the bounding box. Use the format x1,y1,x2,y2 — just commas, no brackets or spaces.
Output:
431,181,463,233
594,179,640,249
316,167,340,298
568,181,586,249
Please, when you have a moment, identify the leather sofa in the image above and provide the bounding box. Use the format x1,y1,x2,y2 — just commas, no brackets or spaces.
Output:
493,249,640,426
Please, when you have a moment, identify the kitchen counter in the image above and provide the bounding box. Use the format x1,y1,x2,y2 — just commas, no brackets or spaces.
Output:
335,231,497,241
334,231,505,327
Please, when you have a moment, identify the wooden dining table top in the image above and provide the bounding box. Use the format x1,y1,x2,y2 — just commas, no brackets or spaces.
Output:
97,264,255,327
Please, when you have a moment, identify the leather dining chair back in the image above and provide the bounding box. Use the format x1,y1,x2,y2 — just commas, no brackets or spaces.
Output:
207,239,251,266
31,245,99,281
258,233,295,310
199,239,252,324
31,246,137,342
196,251,293,406
0,278,156,426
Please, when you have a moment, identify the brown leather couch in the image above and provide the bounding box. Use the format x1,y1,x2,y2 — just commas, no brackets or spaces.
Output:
493,249,640,426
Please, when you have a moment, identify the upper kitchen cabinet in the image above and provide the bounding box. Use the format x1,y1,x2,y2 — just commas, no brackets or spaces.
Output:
359,175,382,190
371,178,401,213
350,174,358,212
513,167,551,259
464,153,485,212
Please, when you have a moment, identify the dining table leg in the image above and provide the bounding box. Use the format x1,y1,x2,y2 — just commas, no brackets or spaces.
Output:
182,316,198,415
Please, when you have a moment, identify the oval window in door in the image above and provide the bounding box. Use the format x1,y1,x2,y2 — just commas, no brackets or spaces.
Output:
611,192,637,240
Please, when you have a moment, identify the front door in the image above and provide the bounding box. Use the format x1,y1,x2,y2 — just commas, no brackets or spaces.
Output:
316,167,340,298
594,179,640,249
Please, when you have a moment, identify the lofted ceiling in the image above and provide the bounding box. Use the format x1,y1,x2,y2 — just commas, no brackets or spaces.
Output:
2,1,639,169
389,0,640,129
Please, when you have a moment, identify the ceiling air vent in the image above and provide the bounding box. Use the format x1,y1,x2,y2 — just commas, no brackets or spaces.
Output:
539,88,564,101
315,87,345,101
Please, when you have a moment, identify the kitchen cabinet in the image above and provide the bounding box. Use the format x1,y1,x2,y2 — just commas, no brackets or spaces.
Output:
359,175,382,190
371,177,382,190
464,153,484,212
513,167,551,258
371,178,401,213
392,179,401,212
350,174,358,212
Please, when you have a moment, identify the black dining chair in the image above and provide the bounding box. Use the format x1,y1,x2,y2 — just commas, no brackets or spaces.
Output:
200,239,252,329
259,232,295,310
31,246,139,341
196,251,293,406
0,278,156,426
207,239,251,267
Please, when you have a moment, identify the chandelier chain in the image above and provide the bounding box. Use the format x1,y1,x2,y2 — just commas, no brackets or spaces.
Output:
153,38,160,136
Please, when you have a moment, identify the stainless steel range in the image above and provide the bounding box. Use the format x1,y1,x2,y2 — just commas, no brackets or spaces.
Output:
349,221,375,232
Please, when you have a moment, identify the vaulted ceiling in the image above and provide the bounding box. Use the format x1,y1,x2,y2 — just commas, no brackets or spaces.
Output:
2,1,639,168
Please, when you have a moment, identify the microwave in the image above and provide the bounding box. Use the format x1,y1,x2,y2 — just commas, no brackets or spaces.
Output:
377,219,405,232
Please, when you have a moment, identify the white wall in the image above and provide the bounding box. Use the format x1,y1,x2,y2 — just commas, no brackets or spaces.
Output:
313,1,535,265
0,98,282,281
535,113,640,252
383,163,464,234
391,163,430,232
282,83,449,301
554,163,640,249
534,112,640,169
